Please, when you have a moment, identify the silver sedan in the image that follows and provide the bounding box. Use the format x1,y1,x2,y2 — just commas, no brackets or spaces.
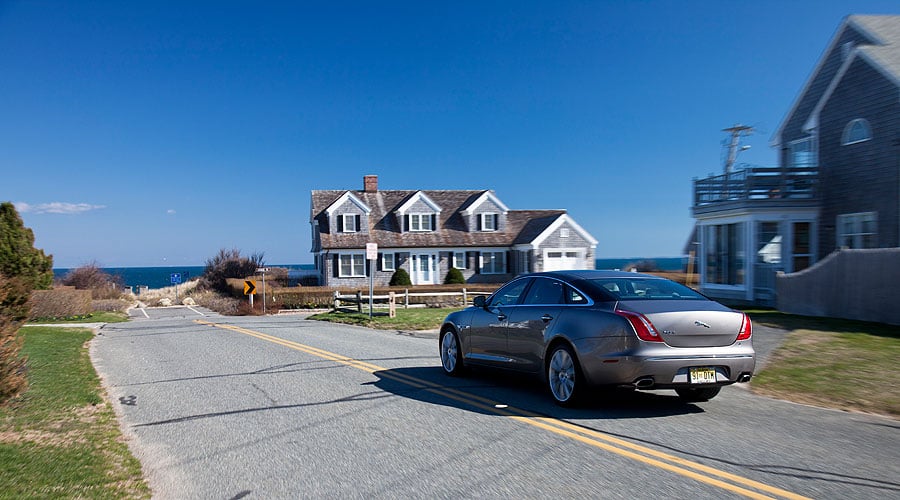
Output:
439,270,755,405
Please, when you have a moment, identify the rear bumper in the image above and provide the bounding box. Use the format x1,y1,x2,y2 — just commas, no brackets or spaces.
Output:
574,337,756,389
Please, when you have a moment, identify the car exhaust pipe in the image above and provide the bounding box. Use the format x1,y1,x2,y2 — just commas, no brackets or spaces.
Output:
634,377,655,389
738,373,752,383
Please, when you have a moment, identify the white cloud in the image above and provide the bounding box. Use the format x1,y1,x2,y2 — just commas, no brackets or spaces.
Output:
166,209,177,215
15,202,106,215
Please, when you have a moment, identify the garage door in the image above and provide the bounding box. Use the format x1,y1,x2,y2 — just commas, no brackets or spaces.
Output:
543,251,581,271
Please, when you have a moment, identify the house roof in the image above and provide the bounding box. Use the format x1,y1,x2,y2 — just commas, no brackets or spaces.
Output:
771,15,900,146
852,15,900,84
311,188,569,250
803,15,900,132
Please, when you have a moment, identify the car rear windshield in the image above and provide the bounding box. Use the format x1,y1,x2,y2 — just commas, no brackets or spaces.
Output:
588,278,706,301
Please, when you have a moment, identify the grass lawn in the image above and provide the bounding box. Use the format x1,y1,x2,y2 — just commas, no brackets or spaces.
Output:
308,307,462,331
746,311,898,418
0,326,149,498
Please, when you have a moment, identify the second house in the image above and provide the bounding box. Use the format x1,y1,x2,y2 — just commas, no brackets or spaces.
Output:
310,175,598,286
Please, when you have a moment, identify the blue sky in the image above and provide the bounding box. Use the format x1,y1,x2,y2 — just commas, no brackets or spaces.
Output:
2,1,897,268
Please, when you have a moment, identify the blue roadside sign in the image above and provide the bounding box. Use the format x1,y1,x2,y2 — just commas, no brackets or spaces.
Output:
170,273,182,284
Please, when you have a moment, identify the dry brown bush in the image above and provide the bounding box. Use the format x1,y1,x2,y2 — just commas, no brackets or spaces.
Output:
0,274,29,402
191,289,241,315
58,263,125,299
91,299,132,313
29,289,92,319
136,280,199,305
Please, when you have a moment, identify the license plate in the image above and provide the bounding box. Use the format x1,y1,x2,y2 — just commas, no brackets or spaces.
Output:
689,367,717,384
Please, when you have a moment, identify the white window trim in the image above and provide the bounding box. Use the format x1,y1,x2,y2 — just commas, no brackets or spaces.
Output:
342,213,358,233
410,213,433,232
480,251,506,274
481,213,498,232
841,118,872,146
453,252,467,269
338,253,366,278
381,253,396,272
560,228,570,238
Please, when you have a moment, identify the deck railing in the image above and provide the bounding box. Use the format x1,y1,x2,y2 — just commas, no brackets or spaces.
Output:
693,166,818,206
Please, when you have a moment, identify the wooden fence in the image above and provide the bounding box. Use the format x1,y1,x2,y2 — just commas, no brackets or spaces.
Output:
333,288,491,316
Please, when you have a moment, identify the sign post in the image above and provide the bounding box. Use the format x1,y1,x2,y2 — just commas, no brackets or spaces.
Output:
170,273,182,304
257,268,269,314
366,243,378,319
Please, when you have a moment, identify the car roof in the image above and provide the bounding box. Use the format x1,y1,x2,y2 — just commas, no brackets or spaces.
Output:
519,270,664,281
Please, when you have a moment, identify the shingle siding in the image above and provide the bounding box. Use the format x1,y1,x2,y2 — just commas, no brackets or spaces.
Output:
535,222,596,270
779,24,874,157
468,199,507,232
817,58,900,257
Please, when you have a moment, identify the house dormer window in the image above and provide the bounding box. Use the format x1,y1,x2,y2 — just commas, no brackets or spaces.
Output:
409,213,434,232
341,214,359,233
481,213,498,231
842,119,872,145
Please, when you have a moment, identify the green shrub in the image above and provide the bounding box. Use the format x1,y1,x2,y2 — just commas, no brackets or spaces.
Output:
389,268,412,286
444,267,465,284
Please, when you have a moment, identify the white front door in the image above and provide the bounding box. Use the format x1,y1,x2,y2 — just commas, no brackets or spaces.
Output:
411,253,438,285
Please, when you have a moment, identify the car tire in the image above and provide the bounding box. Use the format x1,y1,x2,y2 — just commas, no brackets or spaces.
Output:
675,386,721,402
439,329,465,376
547,344,581,406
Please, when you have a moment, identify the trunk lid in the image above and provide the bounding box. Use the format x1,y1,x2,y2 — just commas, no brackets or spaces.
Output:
618,300,744,348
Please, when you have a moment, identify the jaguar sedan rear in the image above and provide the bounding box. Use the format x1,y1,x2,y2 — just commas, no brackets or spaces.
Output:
439,270,755,406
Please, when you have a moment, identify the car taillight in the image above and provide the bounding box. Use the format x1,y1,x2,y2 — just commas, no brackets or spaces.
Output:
615,308,663,342
737,313,752,341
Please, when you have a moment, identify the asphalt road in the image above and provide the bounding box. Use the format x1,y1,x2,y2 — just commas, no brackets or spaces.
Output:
89,307,900,499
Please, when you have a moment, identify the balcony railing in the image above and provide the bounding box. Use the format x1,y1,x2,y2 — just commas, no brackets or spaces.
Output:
693,166,818,206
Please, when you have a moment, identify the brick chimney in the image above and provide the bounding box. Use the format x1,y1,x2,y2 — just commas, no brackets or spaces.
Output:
363,175,378,192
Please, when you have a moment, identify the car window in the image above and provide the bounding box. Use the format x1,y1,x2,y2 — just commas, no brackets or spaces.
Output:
489,278,530,307
567,286,587,304
522,278,566,305
589,278,705,300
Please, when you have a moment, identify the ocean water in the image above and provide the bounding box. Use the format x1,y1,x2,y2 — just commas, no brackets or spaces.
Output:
53,258,684,290
595,257,686,271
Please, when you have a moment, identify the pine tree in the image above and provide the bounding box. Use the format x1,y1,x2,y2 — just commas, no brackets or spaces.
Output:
0,202,53,402
0,202,53,290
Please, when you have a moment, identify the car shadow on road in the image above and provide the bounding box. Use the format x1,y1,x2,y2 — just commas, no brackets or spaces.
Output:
369,365,705,420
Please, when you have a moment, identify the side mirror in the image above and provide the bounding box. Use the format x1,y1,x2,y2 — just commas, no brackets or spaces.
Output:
473,295,487,308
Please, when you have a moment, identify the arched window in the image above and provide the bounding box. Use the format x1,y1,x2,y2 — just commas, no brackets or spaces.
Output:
842,119,872,145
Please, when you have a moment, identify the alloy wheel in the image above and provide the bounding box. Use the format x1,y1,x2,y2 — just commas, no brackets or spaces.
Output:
548,346,577,404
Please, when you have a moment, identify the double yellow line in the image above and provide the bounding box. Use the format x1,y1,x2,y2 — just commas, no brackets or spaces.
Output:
196,320,809,500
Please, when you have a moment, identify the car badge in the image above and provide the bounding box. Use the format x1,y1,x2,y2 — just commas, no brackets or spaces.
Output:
694,320,711,329
663,329,675,335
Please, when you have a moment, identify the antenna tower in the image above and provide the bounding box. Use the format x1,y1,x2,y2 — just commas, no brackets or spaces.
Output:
722,124,753,174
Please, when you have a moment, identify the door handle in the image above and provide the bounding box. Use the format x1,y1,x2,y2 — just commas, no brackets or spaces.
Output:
541,314,553,322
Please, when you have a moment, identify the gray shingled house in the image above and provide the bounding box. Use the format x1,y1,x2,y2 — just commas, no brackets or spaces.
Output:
691,15,900,305
310,175,598,286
